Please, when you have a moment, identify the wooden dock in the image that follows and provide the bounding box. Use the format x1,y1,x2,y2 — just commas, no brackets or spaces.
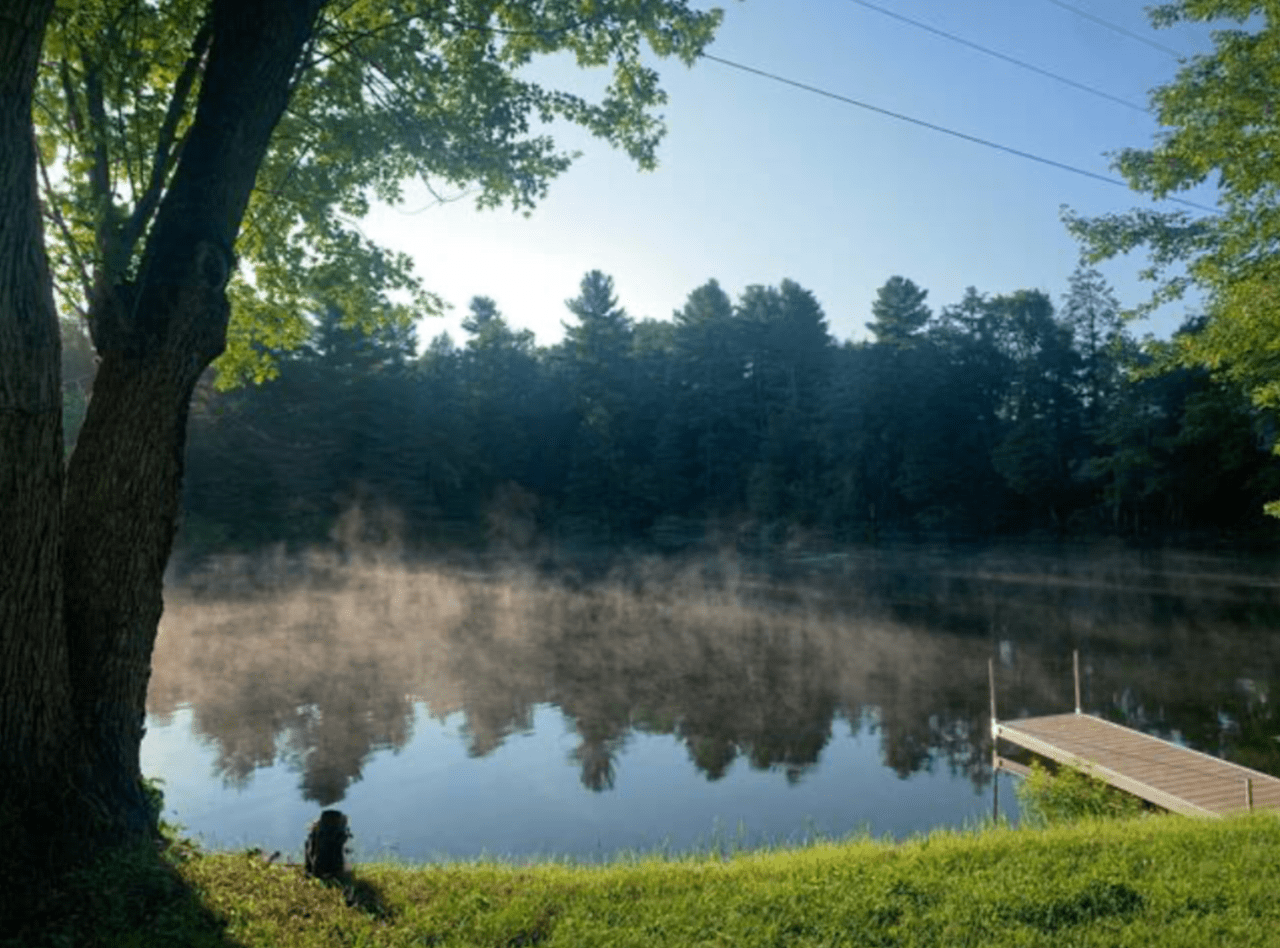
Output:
990,654,1280,817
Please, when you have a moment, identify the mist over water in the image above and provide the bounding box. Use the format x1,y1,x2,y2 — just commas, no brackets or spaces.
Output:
144,543,1280,861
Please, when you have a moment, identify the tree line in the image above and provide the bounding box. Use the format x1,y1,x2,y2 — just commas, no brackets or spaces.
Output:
142,264,1279,557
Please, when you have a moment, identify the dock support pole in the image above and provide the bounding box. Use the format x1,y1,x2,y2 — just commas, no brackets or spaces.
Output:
990,657,999,825
989,658,997,729
1073,649,1081,714
993,760,999,824
1246,778,1254,811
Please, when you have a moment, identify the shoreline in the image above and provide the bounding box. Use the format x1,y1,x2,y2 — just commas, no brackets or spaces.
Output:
16,811,1280,946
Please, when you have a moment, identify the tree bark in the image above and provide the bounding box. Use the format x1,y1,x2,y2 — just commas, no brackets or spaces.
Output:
0,0,87,879
1,0,326,888
60,0,326,840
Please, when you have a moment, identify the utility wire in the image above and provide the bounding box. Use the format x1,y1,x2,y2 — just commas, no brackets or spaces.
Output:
1042,0,1185,59
699,53,1217,213
847,0,1147,113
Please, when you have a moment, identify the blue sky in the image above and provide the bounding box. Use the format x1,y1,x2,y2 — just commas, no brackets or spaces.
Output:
364,0,1224,349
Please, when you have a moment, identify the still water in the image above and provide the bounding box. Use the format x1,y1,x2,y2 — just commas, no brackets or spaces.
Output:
142,544,1280,862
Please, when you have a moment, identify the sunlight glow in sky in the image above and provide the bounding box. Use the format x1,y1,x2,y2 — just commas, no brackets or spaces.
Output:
362,0,1222,350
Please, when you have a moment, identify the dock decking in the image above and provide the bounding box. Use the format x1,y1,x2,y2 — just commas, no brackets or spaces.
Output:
989,654,1280,817
994,712,1280,817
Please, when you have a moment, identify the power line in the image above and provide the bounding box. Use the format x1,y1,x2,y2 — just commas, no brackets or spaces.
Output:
1042,0,1185,59
847,0,1147,113
699,53,1217,213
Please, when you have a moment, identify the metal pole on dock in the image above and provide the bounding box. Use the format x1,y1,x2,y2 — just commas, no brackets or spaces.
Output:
989,657,997,728
993,760,999,824
1246,778,1254,811
990,656,999,824
1073,649,1081,714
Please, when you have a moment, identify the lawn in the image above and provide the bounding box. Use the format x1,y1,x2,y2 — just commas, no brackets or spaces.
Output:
13,811,1280,947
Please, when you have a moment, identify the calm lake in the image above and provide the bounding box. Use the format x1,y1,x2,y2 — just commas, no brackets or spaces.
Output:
142,544,1280,862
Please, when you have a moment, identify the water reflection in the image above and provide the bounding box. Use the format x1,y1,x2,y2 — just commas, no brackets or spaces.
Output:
149,546,1280,820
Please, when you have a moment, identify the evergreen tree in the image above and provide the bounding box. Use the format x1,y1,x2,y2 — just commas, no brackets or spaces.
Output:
867,276,932,347
183,304,422,548
670,279,753,513
561,271,637,535
1060,265,1126,433
460,295,542,500
462,295,502,334
736,281,833,524
986,290,1084,527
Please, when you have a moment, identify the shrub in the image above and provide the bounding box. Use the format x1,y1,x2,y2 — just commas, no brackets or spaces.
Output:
1015,759,1146,826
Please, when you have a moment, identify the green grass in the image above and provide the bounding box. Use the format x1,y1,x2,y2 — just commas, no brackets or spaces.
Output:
11,811,1280,947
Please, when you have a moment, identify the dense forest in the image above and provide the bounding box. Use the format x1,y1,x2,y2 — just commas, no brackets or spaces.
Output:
63,265,1279,557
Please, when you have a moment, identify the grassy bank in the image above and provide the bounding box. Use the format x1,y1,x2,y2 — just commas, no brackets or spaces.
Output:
12,812,1280,947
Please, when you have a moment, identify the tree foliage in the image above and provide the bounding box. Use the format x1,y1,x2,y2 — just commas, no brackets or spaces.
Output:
1063,1,1280,511
866,274,930,347
34,0,724,385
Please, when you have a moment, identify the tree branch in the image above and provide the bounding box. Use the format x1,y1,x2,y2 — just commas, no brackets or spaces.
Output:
80,51,120,289
301,7,592,74
302,11,424,71
36,146,93,309
82,57,111,204
57,55,83,139
119,17,213,269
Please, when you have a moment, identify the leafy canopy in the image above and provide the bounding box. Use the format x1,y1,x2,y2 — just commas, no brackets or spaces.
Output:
1062,1,1280,510
35,0,725,386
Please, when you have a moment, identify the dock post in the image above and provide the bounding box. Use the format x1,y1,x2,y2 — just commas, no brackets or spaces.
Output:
993,760,999,824
989,656,999,824
988,660,998,818
1073,650,1081,714
1246,778,1254,811
989,658,997,730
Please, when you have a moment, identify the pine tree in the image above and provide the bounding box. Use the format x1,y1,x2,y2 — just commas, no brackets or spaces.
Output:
867,276,932,346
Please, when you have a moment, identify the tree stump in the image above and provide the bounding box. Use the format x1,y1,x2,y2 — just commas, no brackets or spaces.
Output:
304,809,350,879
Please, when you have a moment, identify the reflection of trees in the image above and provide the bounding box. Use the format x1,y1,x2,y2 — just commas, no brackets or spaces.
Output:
733,652,836,784
459,696,533,759
682,733,737,780
282,684,414,806
569,723,628,792
189,653,415,805
534,587,848,787
152,558,428,804
151,546,1280,806
190,694,292,788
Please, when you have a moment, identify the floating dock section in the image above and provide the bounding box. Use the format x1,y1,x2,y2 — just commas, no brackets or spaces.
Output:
990,652,1280,817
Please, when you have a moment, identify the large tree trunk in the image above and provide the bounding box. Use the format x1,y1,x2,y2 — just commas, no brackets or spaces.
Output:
0,0,87,881
1,0,325,893
62,0,326,839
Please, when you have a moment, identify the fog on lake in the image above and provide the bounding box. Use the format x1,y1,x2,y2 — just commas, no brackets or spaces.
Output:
142,544,1280,861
